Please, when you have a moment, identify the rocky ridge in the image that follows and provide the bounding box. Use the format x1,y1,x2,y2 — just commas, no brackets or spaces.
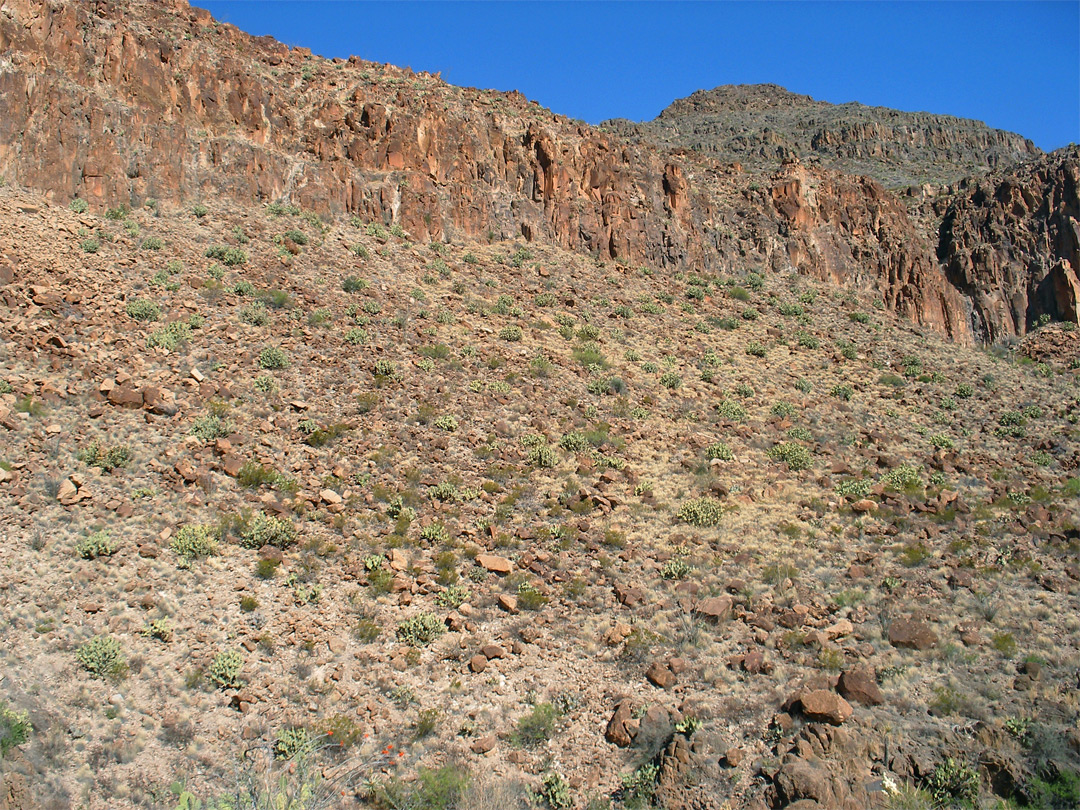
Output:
602,84,1041,189
0,1,1076,347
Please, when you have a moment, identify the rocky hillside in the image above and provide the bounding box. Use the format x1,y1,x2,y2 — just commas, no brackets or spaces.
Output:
936,146,1080,343
1,1,1077,349
602,84,1041,190
0,180,1078,810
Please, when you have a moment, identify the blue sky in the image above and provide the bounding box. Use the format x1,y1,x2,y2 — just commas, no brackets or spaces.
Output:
197,2,1079,151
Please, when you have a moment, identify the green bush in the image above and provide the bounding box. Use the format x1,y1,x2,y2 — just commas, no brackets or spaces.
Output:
125,298,160,322
239,512,297,549
76,636,126,680
259,346,289,369
204,245,247,265
69,198,88,214
273,727,313,760
377,765,470,810
76,531,117,559
172,524,217,566
528,444,557,468
769,442,812,471
926,758,978,808
745,341,767,357
146,321,192,351
830,383,854,401
659,371,682,389
705,442,733,461
499,325,523,342
240,301,269,326
677,497,724,527
77,440,131,472
207,650,244,689
434,415,458,432
512,703,559,747
0,702,30,758
534,772,572,810
192,204,209,218
396,613,445,646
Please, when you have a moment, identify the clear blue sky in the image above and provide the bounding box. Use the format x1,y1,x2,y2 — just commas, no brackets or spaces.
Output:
197,1,1079,151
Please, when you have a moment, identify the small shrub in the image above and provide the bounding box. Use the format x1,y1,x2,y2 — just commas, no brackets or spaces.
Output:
512,703,559,747
239,512,297,549
192,204,209,218
705,442,733,461
76,531,117,559
259,346,289,369
274,727,313,760
745,341,767,357
534,772,572,810
769,442,812,471
204,245,247,266
677,497,724,527
69,198,89,213
434,415,458,432
528,444,557,468
661,558,691,580
659,371,682,389
172,524,217,566
926,758,978,808
76,636,126,680
207,650,244,689
125,298,160,322
830,383,854,401
396,613,445,646
146,321,192,351
499,325,523,342
517,582,549,611
0,702,31,757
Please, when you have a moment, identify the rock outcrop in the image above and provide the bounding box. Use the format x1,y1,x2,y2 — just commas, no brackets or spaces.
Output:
604,83,1041,189
936,146,1080,342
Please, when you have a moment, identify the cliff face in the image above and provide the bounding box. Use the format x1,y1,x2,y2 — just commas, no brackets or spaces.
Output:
0,1,1070,346
936,147,1080,343
604,84,1041,190
0,0,714,270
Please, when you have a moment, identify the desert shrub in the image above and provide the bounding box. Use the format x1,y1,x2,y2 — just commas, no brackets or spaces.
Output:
929,434,954,450
142,618,173,642
81,237,100,253
396,613,445,646
499,325,523,342
374,359,397,379
534,772,572,810
677,497,724,527
435,584,470,609
925,758,978,808
240,512,297,549
125,298,160,322
835,478,871,499
559,432,589,452
517,582,548,611
528,444,557,468
512,703,559,747
69,198,88,213
207,650,244,689
172,524,217,566
377,765,471,810
771,401,797,418
716,399,747,421
661,558,691,580
282,228,308,246
620,763,660,809
147,321,192,351
705,442,733,461
258,346,289,369
830,383,854,401
76,636,126,680
883,465,923,492
191,204,209,218
77,440,131,472
769,442,812,471
434,415,458,432
76,531,117,559
204,245,247,266
238,301,270,329
273,727,313,760
955,382,974,398
0,702,31,757
745,341,767,357
659,371,682,389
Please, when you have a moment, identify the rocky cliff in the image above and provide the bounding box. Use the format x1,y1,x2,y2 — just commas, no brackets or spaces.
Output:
603,84,1041,190
0,0,1071,346
936,146,1080,343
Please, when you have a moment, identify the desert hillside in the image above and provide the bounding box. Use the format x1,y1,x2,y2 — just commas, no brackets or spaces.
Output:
0,2,1078,810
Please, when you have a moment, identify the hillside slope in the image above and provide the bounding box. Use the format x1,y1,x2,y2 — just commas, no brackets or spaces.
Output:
0,182,1078,809
0,1,1076,347
602,84,1041,189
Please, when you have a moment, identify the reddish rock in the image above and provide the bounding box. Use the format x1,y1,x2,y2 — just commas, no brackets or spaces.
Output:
837,669,884,706
605,699,635,747
468,655,487,673
108,385,143,408
645,661,676,689
694,595,732,622
475,554,512,575
798,690,853,725
889,618,938,650
470,734,496,754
